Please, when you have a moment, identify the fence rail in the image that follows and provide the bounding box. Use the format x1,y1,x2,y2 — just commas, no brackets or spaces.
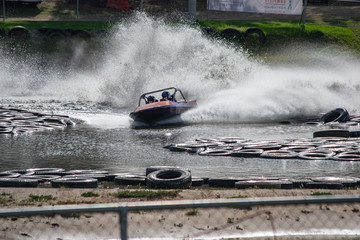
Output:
0,194,359,239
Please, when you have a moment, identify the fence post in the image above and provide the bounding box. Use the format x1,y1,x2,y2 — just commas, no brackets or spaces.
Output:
301,0,308,25
188,0,196,24
119,208,128,240
2,0,5,21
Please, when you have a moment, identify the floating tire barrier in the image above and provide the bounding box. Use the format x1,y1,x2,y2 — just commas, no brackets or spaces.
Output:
20,175,61,183
320,108,350,123
201,27,219,38
64,169,109,175
145,166,190,176
8,26,31,40
27,168,66,175
313,129,350,138
51,178,98,188
220,28,243,42
244,27,266,44
146,169,192,189
71,30,91,40
311,176,359,189
298,150,335,160
0,107,74,135
198,149,232,156
45,28,67,43
191,178,204,187
333,151,360,161
260,150,298,159
208,178,242,188
114,174,146,186
0,178,39,187
305,182,344,189
231,149,264,158
235,180,293,189
0,172,21,178
62,174,108,181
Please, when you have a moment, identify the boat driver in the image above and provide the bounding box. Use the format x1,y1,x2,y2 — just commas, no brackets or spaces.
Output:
161,91,176,102
147,95,157,103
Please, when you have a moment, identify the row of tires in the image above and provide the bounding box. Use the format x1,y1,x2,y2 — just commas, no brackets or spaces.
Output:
0,26,108,42
0,167,359,190
202,27,266,44
0,107,74,135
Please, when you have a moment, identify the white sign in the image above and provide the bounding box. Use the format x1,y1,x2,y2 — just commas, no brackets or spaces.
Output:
208,0,303,15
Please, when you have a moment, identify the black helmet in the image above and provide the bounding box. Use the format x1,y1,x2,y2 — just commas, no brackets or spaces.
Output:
161,91,170,99
147,95,155,102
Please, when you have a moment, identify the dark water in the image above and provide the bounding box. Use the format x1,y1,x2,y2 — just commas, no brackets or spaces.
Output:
1,109,360,179
1,15,360,178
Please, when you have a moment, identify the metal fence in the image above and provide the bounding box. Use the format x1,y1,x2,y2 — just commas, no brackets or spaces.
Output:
0,194,360,239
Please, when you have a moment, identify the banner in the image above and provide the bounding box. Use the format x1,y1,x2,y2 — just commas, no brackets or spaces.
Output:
208,0,303,15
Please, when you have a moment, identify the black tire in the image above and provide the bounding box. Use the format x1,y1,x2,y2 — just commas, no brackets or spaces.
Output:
191,178,204,187
311,176,358,188
208,178,242,188
2,169,34,176
61,174,108,181
244,27,266,44
146,166,185,176
320,108,350,123
20,175,61,183
298,150,335,160
114,174,146,186
0,172,21,178
45,28,67,43
220,28,243,42
332,152,360,161
305,182,344,189
235,180,293,189
51,178,98,188
260,150,298,159
8,26,31,40
27,168,65,175
0,178,39,187
201,27,219,38
64,169,109,175
146,169,191,189
71,30,91,40
231,149,264,158
313,129,350,138
198,149,232,156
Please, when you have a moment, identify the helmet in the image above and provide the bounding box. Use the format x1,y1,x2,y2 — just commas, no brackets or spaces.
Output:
161,91,170,99
147,95,155,103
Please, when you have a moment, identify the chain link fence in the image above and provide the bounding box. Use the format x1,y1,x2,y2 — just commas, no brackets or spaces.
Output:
0,195,360,239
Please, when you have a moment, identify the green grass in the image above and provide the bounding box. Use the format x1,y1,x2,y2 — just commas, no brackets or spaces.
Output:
185,210,198,216
81,192,100,198
29,194,55,202
112,190,180,199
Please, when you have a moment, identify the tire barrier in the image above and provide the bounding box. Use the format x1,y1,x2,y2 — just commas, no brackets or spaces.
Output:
320,108,351,123
244,27,266,44
260,150,298,159
51,178,98,188
0,26,105,43
220,28,244,42
201,27,219,39
146,169,192,189
8,26,31,40
0,167,360,189
0,107,74,135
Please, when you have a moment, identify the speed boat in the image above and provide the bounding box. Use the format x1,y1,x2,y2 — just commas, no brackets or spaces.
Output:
129,87,197,124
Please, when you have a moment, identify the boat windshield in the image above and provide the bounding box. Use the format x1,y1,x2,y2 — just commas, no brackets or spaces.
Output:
138,87,187,106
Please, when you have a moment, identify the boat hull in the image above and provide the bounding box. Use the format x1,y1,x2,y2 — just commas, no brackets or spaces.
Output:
130,101,196,124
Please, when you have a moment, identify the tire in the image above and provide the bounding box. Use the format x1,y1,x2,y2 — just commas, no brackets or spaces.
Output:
231,149,264,158
332,152,360,161
298,150,335,160
313,129,350,138
65,169,109,175
71,30,91,40
114,174,146,186
0,178,39,187
260,150,298,159
45,28,67,43
146,166,185,176
235,180,293,189
208,178,242,188
201,27,219,38
320,108,350,123
198,149,232,156
311,176,358,188
2,169,34,176
146,169,191,189
51,178,98,188
8,26,31,40
220,28,243,42
61,174,108,181
20,175,61,183
305,181,344,189
244,28,266,44
27,168,65,175
0,172,21,178
191,178,204,187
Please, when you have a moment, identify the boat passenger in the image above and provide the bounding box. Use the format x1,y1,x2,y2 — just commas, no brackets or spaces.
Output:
147,95,156,103
160,91,170,101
